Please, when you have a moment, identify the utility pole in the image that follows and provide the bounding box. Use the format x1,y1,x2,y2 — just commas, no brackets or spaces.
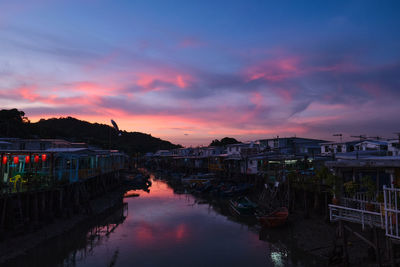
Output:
394,133,400,144
367,136,383,140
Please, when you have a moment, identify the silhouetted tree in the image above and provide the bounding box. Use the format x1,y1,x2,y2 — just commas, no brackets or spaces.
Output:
0,109,29,137
209,137,241,147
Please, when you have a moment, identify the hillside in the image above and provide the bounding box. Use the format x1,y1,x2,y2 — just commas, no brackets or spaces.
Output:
0,109,181,154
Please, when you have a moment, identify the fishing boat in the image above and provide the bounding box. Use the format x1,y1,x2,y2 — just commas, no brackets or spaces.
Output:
220,183,253,197
229,197,257,216
181,173,215,186
258,207,288,228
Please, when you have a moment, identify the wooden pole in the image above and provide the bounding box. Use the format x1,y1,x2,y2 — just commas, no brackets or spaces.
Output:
340,220,349,266
389,238,395,267
0,197,7,231
33,193,38,223
373,227,382,266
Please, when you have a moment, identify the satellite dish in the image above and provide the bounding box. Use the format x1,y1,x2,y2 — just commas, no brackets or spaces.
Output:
111,119,122,136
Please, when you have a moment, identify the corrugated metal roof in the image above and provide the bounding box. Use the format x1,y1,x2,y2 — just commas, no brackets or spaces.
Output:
45,148,89,153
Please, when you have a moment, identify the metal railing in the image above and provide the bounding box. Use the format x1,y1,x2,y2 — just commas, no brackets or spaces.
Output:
329,204,383,230
383,185,400,239
341,195,381,211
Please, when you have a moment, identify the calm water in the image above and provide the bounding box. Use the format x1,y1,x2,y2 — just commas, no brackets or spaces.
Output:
4,176,322,267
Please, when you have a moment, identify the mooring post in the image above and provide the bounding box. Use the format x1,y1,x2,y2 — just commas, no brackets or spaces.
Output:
33,192,38,223
0,197,7,232
389,238,395,267
41,192,46,219
340,220,349,266
48,190,54,219
373,227,382,266
59,189,63,213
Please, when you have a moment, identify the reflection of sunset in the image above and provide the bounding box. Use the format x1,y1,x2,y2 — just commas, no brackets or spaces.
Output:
121,179,192,249
133,221,189,246
127,179,174,198
175,223,187,240
136,223,154,244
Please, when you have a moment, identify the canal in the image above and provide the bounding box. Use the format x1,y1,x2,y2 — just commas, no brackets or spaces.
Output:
3,176,323,267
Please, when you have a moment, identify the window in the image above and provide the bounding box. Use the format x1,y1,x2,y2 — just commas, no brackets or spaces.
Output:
19,143,26,150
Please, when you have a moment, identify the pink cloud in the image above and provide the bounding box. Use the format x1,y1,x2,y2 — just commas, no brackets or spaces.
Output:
207,126,307,136
19,86,40,101
245,56,301,82
67,81,116,96
16,85,102,106
135,72,192,91
358,82,382,98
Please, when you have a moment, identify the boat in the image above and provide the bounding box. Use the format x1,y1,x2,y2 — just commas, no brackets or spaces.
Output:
229,197,257,216
220,183,253,197
258,207,288,228
181,173,215,186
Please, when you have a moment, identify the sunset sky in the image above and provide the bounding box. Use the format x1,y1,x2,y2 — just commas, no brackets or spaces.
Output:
0,1,399,146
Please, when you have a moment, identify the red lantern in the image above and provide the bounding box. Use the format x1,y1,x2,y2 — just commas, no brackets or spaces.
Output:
13,156,19,164
2,156,7,165
25,156,30,164
41,154,47,161
34,155,39,163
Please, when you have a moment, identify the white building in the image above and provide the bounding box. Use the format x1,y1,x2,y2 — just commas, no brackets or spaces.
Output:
226,143,259,156
354,140,388,151
320,141,359,155
388,140,400,156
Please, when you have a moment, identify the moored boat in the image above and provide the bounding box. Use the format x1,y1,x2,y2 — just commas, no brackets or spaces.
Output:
181,173,215,186
258,207,288,228
229,197,257,216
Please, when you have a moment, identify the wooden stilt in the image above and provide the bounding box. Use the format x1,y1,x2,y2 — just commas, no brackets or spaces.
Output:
33,193,38,223
59,189,63,213
49,190,54,219
389,238,395,267
0,197,7,231
41,192,46,219
340,220,349,266
373,227,382,266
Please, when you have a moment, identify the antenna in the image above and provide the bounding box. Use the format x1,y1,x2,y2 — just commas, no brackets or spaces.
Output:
110,119,122,136
333,133,343,142
350,135,367,141
367,136,383,140
394,132,400,143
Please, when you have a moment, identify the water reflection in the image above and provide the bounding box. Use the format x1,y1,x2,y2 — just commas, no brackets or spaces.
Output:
3,202,127,267
4,176,323,267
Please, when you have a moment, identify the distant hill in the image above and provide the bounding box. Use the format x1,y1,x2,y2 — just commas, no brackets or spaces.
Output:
0,109,181,154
